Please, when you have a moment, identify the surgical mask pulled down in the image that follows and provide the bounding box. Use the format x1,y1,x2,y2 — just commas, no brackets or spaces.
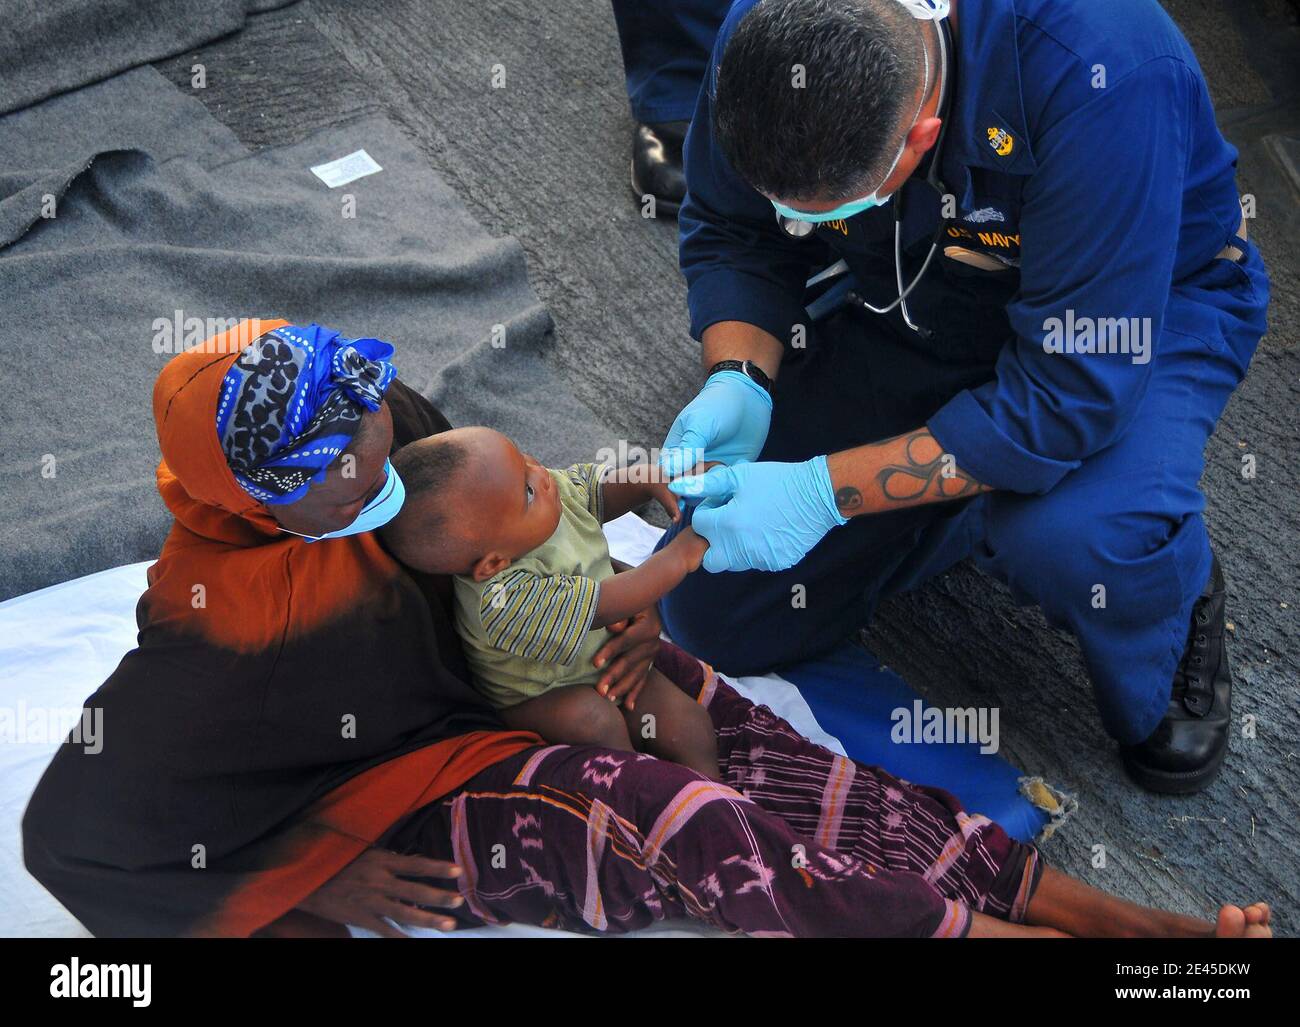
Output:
279,459,406,542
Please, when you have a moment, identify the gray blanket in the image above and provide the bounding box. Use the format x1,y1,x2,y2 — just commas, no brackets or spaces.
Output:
0,0,297,115
0,67,611,600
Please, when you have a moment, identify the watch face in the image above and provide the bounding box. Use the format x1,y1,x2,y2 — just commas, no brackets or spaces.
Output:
742,361,772,391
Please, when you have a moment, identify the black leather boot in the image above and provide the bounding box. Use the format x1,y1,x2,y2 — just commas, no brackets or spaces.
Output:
630,121,689,217
1120,553,1233,793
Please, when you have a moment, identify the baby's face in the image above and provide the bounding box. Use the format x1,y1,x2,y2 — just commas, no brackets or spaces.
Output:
459,427,563,563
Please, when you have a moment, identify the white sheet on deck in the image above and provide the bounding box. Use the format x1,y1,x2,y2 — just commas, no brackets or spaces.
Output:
0,514,843,938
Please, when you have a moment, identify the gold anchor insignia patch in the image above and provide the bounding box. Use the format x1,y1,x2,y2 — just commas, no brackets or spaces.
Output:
987,126,1014,157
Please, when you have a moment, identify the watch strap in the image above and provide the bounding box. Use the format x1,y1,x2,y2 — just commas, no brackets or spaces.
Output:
708,358,773,394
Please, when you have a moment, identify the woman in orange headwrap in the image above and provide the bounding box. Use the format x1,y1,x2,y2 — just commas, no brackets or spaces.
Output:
21,320,541,936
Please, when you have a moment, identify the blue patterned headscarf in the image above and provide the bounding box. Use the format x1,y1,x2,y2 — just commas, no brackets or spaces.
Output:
216,323,398,504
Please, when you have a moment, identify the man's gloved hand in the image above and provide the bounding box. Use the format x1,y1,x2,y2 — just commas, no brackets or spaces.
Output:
668,456,847,573
659,370,772,477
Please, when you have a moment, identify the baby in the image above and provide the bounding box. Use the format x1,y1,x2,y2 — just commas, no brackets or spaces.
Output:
380,427,718,778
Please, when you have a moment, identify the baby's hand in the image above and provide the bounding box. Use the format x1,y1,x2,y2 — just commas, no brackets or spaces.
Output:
667,460,722,508
642,461,719,521
671,525,710,572
645,478,683,522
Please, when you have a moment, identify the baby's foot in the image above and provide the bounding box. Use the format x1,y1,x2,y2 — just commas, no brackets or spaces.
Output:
1214,902,1271,938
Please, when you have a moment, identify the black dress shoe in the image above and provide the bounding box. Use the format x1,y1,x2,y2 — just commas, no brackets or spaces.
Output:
630,121,689,217
1121,553,1233,793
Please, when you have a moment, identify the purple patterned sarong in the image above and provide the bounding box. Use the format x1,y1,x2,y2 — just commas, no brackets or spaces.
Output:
381,644,1041,938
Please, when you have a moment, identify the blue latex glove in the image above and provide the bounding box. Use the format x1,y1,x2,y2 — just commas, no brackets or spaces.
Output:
668,457,848,573
659,370,772,477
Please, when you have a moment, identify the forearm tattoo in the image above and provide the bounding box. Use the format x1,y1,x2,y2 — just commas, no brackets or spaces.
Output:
876,430,985,503
834,486,863,514
833,430,987,517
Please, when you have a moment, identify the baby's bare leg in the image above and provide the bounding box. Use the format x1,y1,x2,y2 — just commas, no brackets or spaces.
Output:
500,686,635,751
621,669,720,780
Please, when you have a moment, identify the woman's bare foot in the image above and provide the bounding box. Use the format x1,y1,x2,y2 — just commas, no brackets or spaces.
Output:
1215,903,1271,938
1022,866,1273,938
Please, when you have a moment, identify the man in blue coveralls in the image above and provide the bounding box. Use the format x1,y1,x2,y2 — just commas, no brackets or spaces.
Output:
656,0,1270,793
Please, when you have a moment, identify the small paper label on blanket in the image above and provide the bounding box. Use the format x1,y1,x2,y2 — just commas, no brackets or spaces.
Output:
310,149,383,188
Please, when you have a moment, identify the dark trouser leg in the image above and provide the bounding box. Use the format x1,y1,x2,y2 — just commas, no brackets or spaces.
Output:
610,0,728,123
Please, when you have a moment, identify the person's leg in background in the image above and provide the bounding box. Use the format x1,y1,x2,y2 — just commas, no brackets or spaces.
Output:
611,0,729,215
973,246,1269,791
658,306,996,677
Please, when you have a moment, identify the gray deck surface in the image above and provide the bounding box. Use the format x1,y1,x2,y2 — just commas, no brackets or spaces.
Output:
152,0,1300,928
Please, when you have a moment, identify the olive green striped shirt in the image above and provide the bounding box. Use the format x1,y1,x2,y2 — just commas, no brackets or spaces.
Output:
453,463,614,708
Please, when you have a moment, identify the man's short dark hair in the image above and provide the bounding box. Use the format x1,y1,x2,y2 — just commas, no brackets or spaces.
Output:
713,0,925,202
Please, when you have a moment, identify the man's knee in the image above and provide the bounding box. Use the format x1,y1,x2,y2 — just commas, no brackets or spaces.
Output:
982,490,1095,593
980,483,1186,623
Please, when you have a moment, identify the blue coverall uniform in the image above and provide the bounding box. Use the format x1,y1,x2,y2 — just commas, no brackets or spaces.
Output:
659,0,1270,745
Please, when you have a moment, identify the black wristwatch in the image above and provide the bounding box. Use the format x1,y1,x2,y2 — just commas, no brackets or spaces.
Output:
708,358,773,395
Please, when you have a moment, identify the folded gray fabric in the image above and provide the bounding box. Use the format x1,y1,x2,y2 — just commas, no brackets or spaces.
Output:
0,72,611,600
0,66,247,176
0,0,297,116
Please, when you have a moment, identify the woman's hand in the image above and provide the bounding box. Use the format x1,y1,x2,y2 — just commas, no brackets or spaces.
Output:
594,604,663,711
298,849,465,938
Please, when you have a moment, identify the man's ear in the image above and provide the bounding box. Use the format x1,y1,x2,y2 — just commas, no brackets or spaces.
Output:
908,116,943,157
471,552,511,582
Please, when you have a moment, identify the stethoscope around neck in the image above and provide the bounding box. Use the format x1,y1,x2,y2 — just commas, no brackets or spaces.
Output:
784,12,956,337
